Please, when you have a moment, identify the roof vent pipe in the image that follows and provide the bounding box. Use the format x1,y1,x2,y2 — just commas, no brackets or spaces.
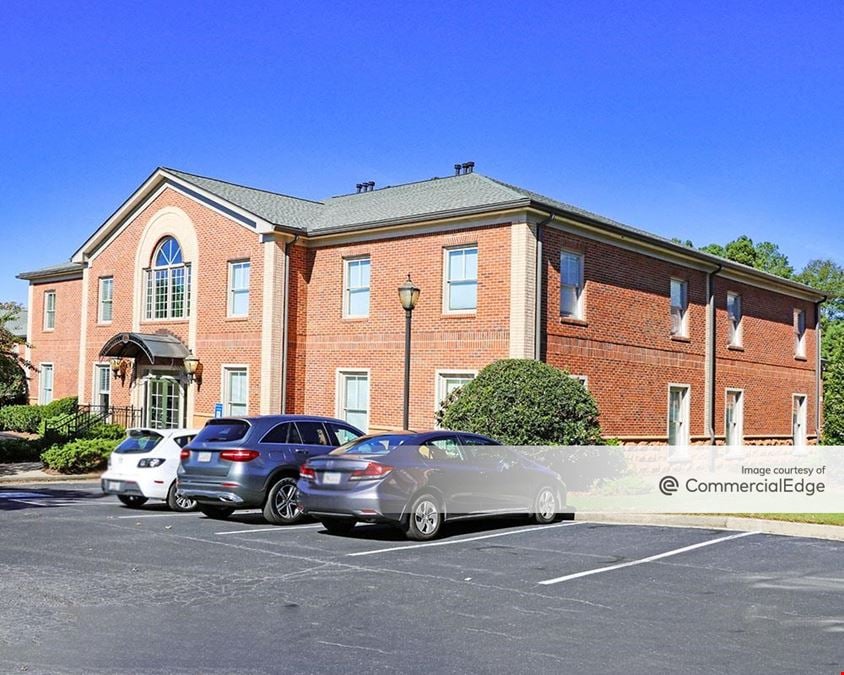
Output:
454,163,462,176
367,181,375,191
462,161,475,174
356,183,363,193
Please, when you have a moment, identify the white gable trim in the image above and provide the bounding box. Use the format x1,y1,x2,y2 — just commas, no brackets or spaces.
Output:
72,169,276,263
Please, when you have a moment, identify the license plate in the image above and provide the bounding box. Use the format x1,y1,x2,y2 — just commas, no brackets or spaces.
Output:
323,472,341,485
107,481,121,491
197,452,212,463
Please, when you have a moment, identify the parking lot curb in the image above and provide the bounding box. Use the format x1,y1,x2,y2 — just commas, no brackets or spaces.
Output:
0,472,102,485
575,512,844,542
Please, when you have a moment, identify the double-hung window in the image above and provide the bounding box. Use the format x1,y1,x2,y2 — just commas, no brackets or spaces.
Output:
99,277,114,323
43,291,56,330
444,246,478,312
223,367,248,416
94,364,111,409
560,252,584,319
668,385,690,453
344,257,371,318
39,364,54,404
670,279,689,337
338,371,369,432
794,308,806,358
228,261,250,317
727,292,742,347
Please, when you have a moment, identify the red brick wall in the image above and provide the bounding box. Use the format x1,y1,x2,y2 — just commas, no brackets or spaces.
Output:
28,278,82,404
542,228,818,440
293,224,511,430
713,277,817,439
81,187,265,421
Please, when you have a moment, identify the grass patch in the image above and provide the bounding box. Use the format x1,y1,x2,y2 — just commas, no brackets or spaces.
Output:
734,513,844,526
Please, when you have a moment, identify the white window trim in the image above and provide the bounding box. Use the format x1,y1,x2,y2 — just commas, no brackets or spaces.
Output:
724,388,744,457
434,369,478,424
335,368,371,432
98,277,114,324
667,383,691,459
560,249,585,320
342,255,371,319
442,244,478,315
793,308,806,358
670,278,689,338
38,362,54,405
220,364,249,416
726,291,742,347
227,260,251,318
43,291,56,331
791,393,808,455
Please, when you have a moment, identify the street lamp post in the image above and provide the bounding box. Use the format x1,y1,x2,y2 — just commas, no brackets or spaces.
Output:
398,274,420,430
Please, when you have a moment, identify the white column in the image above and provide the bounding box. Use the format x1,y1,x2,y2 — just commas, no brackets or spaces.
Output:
77,267,90,401
260,235,285,413
509,221,537,359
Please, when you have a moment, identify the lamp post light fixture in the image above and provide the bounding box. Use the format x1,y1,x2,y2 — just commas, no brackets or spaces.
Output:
110,358,129,381
184,354,201,383
398,274,420,430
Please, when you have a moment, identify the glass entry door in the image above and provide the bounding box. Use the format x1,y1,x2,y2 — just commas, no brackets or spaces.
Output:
144,373,184,429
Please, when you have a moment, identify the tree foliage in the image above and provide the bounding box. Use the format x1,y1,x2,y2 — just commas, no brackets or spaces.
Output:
697,235,794,278
797,258,844,323
438,359,603,445
0,302,29,406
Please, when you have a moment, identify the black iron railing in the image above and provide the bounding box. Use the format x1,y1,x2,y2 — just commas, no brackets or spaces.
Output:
43,404,143,441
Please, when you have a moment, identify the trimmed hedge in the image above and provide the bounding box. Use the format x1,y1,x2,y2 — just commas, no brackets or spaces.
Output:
40,438,118,474
0,396,78,433
0,437,43,463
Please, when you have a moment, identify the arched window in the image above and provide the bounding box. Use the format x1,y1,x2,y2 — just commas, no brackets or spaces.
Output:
145,236,191,319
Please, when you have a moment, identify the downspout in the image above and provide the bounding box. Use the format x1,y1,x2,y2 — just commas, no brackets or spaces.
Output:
705,263,722,446
534,212,554,361
815,298,826,440
280,234,299,413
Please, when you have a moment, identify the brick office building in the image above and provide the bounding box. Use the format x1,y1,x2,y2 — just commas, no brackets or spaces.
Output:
18,165,824,445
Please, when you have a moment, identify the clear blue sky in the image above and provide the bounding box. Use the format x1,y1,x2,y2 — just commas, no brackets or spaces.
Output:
2,1,842,304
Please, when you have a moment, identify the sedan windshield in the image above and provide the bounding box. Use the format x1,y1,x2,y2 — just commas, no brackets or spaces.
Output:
330,434,410,456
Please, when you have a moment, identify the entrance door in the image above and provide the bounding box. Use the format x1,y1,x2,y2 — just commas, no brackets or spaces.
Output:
144,373,184,429
792,394,807,450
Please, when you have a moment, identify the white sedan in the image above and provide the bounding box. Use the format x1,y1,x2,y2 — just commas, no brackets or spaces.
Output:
101,428,200,511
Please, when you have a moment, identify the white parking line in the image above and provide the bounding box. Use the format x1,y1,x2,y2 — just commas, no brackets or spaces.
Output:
538,530,759,585
216,524,323,535
346,521,583,557
116,512,200,519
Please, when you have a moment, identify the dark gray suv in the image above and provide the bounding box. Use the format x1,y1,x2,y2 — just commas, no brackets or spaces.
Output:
177,415,363,524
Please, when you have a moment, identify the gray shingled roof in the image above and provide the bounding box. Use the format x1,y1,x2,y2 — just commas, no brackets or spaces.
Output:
16,167,825,299
163,168,323,230
16,262,84,280
3,309,27,337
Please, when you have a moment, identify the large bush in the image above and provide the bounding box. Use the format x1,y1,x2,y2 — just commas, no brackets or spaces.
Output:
41,438,118,474
0,396,77,433
439,359,603,445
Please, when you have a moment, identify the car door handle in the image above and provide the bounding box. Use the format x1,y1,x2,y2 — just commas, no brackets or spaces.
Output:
294,449,308,454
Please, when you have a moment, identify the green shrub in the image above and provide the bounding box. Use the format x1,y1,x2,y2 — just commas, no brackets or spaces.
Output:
0,437,42,463
41,438,118,474
439,359,604,445
83,423,125,440
0,404,44,433
40,396,77,419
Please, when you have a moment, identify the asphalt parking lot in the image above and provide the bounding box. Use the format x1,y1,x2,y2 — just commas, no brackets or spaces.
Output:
1,483,842,674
